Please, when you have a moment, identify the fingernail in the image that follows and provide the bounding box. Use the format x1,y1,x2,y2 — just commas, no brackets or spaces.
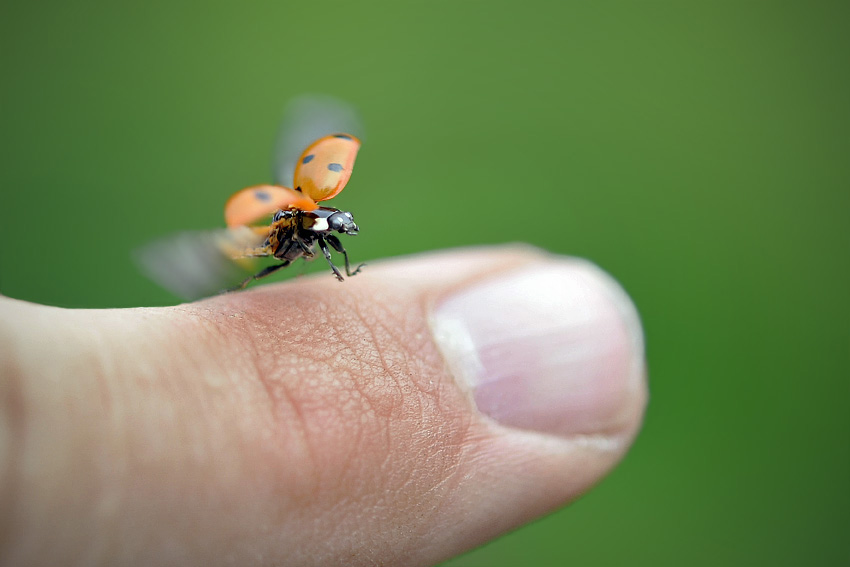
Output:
431,260,645,438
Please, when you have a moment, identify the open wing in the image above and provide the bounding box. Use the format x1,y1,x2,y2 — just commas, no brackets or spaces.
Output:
272,95,364,188
293,134,361,202
224,185,317,227
135,226,271,300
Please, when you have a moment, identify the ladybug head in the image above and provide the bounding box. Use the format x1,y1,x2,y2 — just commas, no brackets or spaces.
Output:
327,210,359,235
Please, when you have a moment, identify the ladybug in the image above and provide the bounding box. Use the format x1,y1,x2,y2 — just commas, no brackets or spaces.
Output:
223,133,365,288
136,97,367,300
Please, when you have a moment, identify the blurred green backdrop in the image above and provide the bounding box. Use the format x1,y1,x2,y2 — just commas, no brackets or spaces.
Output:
1,1,848,565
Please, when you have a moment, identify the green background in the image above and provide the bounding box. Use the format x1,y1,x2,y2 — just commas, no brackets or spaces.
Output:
1,1,847,565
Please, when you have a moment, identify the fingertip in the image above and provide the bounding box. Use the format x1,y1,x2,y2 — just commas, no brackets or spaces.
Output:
172,246,647,565
196,245,648,442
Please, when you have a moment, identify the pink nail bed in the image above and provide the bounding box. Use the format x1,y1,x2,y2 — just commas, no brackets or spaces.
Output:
431,260,645,438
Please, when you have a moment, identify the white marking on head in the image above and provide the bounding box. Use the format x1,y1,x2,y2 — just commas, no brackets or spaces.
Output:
312,217,329,231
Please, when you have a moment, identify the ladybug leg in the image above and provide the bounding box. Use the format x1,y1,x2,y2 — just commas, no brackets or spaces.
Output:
295,238,315,258
326,235,365,277
317,237,345,282
227,261,291,292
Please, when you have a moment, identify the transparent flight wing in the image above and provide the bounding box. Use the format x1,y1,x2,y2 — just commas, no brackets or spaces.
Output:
134,226,267,300
272,94,364,187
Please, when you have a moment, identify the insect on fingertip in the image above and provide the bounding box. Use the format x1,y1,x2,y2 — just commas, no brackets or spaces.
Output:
140,99,366,298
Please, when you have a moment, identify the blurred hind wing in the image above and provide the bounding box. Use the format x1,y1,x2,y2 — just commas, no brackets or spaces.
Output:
135,227,270,300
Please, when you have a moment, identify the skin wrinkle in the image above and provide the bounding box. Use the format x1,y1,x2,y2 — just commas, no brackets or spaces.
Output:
386,391,471,555
275,374,324,507
409,290,479,501
386,299,478,560
398,425,467,509
201,292,373,532
192,307,330,522
322,310,385,423
277,366,358,503
352,318,407,420
212,277,473,564
85,321,140,564
242,325,282,423
184,303,310,453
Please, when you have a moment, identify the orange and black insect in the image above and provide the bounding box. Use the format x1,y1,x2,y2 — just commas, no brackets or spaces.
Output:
223,133,365,288
137,97,366,300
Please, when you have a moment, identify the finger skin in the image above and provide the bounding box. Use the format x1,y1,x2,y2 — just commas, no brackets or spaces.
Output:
0,246,646,566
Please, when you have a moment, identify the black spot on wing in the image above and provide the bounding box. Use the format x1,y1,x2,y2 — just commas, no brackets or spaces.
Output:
327,163,344,172
254,189,272,202
333,134,353,140
302,154,315,164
